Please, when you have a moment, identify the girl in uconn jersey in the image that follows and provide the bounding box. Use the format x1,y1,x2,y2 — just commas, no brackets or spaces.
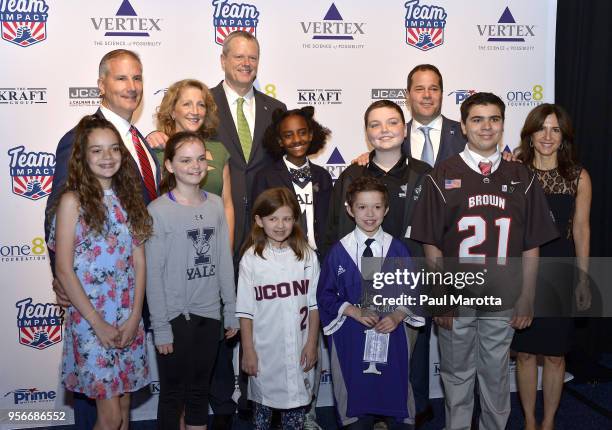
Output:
145,131,238,430
236,187,320,430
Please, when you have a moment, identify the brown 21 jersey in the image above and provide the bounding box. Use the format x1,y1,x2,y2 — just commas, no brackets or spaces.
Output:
410,155,559,307
411,154,558,259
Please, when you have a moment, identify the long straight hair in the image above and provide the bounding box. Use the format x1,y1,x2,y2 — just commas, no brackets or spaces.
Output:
241,187,310,261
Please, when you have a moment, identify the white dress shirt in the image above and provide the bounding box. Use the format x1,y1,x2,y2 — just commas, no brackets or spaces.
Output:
223,81,256,138
100,106,157,182
410,115,443,162
283,157,316,250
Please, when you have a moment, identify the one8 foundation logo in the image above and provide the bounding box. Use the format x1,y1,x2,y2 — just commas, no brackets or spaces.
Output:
212,0,259,45
7,146,55,200
0,237,46,263
404,0,447,51
0,0,49,47
16,298,64,350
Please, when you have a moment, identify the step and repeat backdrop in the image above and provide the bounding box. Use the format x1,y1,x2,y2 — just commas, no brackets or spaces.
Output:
1,0,557,426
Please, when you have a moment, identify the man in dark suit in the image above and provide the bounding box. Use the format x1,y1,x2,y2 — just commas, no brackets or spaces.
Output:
44,49,159,430
210,30,287,256
206,30,287,429
402,64,466,165
403,64,466,428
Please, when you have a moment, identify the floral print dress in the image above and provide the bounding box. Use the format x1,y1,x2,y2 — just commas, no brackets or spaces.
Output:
49,189,149,399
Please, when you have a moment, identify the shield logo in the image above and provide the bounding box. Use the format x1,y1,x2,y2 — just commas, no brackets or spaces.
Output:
19,325,62,350
215,26,255,46
2,21,47,47
406,27,444,51
11,175,53,200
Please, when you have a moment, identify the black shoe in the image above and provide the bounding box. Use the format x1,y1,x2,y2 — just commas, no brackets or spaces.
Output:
414,405,434,429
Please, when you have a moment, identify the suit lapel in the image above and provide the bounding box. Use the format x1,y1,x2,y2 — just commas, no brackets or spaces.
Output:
403,120,413,158
251,89,271,163
437,116,457,165
275,160,294,189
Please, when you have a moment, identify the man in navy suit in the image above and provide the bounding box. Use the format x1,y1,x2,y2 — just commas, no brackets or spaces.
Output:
207,30,286,429
44,49,160,430
210,30,287,256
403,64,466,427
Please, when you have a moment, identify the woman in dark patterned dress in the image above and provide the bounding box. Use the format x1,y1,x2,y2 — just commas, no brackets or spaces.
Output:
512,104,592,430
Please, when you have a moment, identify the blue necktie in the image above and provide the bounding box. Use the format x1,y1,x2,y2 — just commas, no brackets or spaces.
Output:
419,125,434,166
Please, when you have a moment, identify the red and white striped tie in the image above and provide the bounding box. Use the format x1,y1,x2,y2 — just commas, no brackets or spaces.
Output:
478,161,492,176
130,126,157,200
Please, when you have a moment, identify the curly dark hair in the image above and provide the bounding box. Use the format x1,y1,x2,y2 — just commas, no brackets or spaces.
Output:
59,115,152,242
262,106,331,160
517,103,579,181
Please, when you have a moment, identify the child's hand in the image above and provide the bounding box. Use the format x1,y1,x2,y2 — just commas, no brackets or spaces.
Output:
347,306,379,328
242,348,258,376
300,341,318,372
156,344,173,355
117,316,140,349
374,311,404,333
225,328,239,339
91,319,119,349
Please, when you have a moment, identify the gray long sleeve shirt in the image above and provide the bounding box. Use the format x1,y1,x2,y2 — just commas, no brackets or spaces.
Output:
146,192,238,346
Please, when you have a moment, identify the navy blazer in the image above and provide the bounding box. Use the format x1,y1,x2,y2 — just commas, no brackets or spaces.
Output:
252,160,332,255
402,116,466,165
211,82,287,254
44,108,161,243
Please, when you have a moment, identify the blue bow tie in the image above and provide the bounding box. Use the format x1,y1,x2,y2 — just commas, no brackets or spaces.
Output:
288,164,311,188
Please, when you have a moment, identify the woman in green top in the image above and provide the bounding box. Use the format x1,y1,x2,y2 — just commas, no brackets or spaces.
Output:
155,79,235,247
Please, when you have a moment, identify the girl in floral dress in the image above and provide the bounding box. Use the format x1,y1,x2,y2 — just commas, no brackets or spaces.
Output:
50,115,152,429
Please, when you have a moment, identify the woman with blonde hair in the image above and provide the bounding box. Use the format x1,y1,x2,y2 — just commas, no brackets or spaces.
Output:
155,79,235,246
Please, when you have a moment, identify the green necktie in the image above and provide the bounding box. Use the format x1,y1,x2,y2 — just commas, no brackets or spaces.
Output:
236,97,252,161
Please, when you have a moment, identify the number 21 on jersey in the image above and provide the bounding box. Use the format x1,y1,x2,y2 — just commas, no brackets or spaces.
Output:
458,216,511,265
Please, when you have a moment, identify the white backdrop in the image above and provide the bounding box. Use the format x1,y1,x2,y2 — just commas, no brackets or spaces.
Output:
0,0,557,427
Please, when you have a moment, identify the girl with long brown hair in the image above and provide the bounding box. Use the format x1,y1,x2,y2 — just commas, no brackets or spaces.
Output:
50,115,152,429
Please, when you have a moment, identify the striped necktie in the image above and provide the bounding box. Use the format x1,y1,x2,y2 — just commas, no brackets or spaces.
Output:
478,161,493,176
237,97,253,161
130,126,157,200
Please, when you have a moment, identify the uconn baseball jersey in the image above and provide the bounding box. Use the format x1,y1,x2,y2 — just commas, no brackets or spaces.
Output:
236,246,319,409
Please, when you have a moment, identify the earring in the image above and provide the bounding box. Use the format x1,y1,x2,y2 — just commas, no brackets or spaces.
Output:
560,142,565,150
529,138,533,148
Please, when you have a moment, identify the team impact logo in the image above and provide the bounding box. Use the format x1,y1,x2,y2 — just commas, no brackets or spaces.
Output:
7,146,55,201
477,7,536,52
0,0,49,47
4,388,56,405
404,0,447,51
212,0,259,46
187,227,216,280
16,298,64,350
